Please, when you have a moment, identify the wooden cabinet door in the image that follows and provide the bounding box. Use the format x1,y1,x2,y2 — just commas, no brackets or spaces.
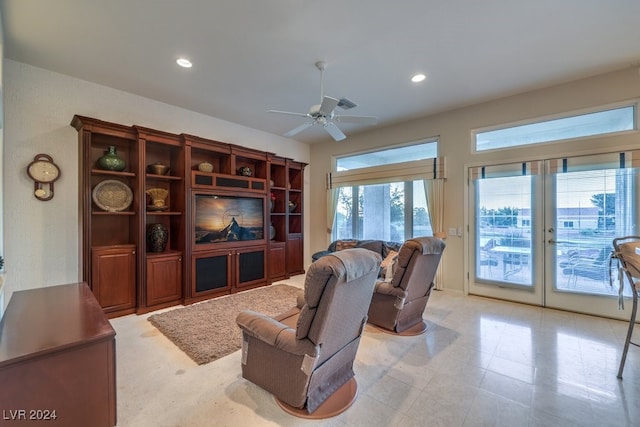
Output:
236,246,267,289
146,253,182,306
192,249,232,296
286,235,304,275
268,243,286,281
91,244,136,315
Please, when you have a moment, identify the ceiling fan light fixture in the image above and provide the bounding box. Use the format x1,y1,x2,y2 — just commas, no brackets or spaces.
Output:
176,58,193,68
411,73,426,83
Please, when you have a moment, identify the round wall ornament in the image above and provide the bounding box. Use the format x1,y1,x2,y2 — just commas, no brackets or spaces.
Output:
27,153,61,201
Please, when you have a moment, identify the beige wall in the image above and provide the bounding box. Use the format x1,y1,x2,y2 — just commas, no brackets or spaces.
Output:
2,60,310,307
309,67,640,292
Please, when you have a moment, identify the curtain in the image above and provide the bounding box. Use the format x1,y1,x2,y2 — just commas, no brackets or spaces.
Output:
425,178,445,289
326,188,338,242
328,157,446,189
469,160,543,181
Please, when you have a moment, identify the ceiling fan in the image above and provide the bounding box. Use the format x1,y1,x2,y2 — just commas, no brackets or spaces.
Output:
268,61,378,141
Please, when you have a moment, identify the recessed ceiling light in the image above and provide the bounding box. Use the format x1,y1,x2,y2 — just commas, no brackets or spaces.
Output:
411,73,426,83
176,58,192,68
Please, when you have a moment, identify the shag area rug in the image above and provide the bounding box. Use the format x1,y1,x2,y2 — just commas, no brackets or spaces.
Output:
148,284,301,365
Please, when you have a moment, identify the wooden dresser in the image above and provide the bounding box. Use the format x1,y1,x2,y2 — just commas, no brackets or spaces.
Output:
0,283,116,426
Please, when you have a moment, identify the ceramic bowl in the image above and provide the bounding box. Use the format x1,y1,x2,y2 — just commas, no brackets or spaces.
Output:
147,163,169,175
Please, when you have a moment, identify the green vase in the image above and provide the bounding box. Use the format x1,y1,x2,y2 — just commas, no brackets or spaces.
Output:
98,146,126,171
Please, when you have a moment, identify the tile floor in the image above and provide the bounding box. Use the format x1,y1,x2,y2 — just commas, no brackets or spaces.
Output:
111,276,639,426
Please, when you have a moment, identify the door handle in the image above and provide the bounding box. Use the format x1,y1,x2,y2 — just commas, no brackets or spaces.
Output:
548,239,571,245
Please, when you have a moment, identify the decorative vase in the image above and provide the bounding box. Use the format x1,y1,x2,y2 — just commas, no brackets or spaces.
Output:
147,162,169,175
97,146,126,171
198,161,213,173
288,201,297,213
238,166,252,177
147,223,169,252
269,225,276,240
146,188,168,209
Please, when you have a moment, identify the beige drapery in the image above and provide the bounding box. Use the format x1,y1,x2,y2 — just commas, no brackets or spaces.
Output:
327,157,445,189
468,151,639,182
546,150,640,174
469,160,543,181
424,178,445,289
326,187,338,236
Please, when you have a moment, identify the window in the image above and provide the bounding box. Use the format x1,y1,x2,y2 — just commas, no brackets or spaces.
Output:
331,139,441,242
333,180,432,241
474,104,636,152
562,221,574,228
336,140,437,171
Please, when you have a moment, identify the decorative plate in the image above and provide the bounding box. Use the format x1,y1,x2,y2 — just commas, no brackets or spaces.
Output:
92,180,133,212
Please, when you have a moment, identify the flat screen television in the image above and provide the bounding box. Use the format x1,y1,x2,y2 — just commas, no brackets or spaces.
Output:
194,194,264,244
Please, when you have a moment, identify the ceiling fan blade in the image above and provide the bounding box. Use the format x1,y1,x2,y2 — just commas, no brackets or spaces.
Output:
334,115,378,125
324,122,347,141
268,110,310,118
283,121,314,137
319,96,340,115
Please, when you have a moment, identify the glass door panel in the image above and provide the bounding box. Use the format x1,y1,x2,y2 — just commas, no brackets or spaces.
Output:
545,165,637,319
469,169,543,306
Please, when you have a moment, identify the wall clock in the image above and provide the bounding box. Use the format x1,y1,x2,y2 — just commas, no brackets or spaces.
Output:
27,154,61,201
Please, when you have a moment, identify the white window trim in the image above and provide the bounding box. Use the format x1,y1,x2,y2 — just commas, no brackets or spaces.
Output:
334,137,439,171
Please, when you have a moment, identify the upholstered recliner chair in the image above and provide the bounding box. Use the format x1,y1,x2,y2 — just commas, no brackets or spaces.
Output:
236,248,381,418
367,236,445,335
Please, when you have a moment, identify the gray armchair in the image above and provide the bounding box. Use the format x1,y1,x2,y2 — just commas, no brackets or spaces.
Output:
367,237,445,335
236,248,381,417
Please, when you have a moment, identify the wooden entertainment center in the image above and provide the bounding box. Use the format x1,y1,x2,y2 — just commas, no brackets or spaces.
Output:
72,115,306,317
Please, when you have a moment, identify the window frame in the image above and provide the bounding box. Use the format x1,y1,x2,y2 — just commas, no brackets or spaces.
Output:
331,138,440,242
335,138,438,171
471,100,639,154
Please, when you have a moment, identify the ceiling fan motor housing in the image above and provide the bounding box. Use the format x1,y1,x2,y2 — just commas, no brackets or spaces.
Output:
309,104,331,117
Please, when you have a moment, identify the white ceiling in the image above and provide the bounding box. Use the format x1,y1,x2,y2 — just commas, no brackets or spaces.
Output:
2,0,640,144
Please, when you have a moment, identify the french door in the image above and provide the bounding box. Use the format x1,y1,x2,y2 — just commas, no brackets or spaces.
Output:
468,152,638,319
